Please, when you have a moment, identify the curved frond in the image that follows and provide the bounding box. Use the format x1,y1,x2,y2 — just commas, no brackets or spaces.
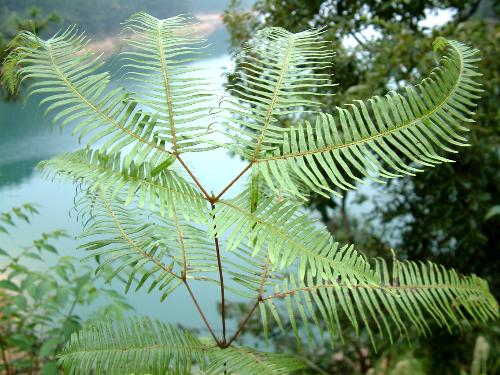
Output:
205,346,304,375
255,38,483,197
59,316,213,374
122,13,217,153
261,257,498,347
223,27,335,159
40,149,209,220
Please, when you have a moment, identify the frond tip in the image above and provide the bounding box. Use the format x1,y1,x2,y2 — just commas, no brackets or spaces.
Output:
222,26,336,160
9,28,174,159
121,12,217,153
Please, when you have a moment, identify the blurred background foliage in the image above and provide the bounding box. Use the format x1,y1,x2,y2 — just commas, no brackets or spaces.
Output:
0,7,60,99
0,203,132,375
223,0,499,373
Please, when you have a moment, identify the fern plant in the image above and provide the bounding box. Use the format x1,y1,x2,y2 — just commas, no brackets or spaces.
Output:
3,12,498,374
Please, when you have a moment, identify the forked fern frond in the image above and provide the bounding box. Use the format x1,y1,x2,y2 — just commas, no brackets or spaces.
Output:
121,13,217,153
40,149,209,220
260,257,498,348
59,317,213,375
254,39,482,197
4,12,497,375
76,187,275,300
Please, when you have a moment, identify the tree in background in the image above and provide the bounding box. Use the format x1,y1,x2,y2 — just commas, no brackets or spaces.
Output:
223,0,499,373
0,7,60,99
0,204,132,374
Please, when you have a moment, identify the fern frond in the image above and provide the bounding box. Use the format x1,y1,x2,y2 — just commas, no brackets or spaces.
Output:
121,13,217,153
213,190,379,287
77,191,217,299
6,28,171,161
205,346,305,375
59,317,213,374
254,39,483,197
60,316,305,375
222,27,335,160
261,257,498,348
223,242,276,299
39,149,209,220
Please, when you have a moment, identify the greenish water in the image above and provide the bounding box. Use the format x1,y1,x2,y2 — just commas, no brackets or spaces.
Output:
0,51,248,336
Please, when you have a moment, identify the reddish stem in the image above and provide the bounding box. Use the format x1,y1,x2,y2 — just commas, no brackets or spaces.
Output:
176,155,213,201
211,202,227,344
184,281,221,345
215,162,253,201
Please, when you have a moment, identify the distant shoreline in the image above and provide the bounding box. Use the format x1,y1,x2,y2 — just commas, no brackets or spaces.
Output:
85,12,224,57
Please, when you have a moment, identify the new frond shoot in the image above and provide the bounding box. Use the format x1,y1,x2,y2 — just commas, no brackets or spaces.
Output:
3,11,497,375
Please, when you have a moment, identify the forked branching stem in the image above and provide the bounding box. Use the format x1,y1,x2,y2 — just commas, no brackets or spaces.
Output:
227,300,259,347
215,162,253,201
228,257,270,345
176,155,212,201
175,154,258,348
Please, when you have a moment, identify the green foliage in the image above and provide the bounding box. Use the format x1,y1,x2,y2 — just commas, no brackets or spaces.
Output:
59,317,303,375
59,317,209,375
204,347,305,375
2,10,498,374
0,204,131,374
75,190,216,298
40,150,206,219
225,29,483,200
263,256,496,347
0,1,189,39
121,13,218,153
0,6,60,99
380,18,500,298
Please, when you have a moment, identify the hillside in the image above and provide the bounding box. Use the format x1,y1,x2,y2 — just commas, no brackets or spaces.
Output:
0,0,249,38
